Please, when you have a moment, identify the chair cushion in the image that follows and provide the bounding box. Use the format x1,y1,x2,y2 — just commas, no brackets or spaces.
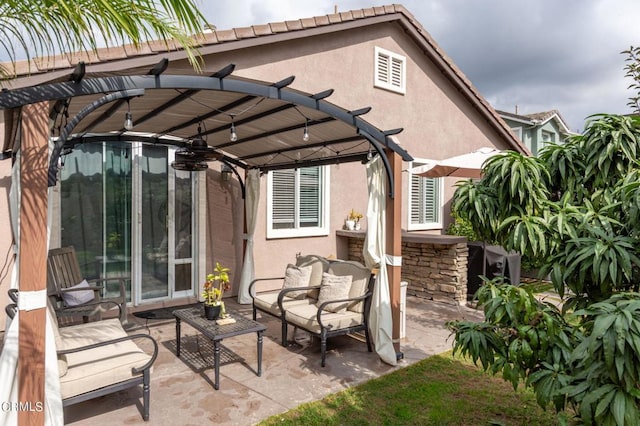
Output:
58,354,68,377
61,279,95,306
57,318,152,399
254,291,316,318
285,303,363,334
327,261,371,313
46,303,68,376
60,341,150,399
316,273,352,313
282,264,313,299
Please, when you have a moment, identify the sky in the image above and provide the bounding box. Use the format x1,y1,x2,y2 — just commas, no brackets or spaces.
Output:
196,0,640,132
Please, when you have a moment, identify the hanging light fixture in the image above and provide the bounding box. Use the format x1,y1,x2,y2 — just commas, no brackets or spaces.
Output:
124,100,134,130
303,119,310,142
230,122,238,142
221,163,233,181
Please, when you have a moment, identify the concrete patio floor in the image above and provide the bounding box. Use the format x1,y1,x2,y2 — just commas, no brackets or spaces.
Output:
63,296,484,425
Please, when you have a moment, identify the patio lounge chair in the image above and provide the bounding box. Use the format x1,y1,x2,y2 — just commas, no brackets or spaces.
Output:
47,246,128,324
6,294,158,421
282,260,374,367
250,254,330,345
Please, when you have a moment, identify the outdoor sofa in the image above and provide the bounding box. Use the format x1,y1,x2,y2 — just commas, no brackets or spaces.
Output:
249,255,374,366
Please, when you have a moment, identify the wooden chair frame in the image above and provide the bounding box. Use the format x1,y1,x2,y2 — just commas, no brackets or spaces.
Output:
47,246,128,324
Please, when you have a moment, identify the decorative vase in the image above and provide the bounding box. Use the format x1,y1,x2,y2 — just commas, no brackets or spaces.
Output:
345,219,355,230
204,304,222,320
354,221,361,231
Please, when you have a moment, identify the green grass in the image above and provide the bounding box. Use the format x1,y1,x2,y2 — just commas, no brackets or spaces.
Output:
259,351,570,426
519,279,555,294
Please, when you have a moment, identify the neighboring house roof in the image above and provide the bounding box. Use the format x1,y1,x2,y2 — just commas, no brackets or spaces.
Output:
497,109,578,136
2,4,527,155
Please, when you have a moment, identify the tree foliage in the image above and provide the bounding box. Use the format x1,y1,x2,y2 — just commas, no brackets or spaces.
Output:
449,281,640,425
449,50,640,425
0,0,208,78
454,114,640,305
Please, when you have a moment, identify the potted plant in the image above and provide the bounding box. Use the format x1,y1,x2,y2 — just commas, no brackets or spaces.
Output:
345,209,363,230
202,262,231,320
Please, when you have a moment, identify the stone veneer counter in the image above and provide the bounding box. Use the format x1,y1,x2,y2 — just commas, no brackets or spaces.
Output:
337,230,468,305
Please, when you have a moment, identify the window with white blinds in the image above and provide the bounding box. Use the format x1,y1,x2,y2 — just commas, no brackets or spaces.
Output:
267,166,330,238
374,46,406,94
408,162,442,230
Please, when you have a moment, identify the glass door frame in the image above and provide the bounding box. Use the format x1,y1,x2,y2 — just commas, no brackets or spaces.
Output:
131,143,201,305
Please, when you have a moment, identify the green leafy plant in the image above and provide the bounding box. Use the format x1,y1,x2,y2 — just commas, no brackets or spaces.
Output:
201,262,230,306
449,72,640,423
449,283,640,424
567,294,640,425
448,280,578,413
0,0,207,79
446,211,480,241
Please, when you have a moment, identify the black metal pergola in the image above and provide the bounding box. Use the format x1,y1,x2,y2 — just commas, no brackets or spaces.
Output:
0,60,412,192
2,59,411,425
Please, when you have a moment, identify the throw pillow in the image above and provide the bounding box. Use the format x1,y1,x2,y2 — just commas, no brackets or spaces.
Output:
316,273,352,313
282,264,313,299
61,279,95,306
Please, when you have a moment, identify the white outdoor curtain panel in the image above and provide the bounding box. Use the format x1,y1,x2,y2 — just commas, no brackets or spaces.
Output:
237,168,261,304
363,156,397,366
0,152,64,425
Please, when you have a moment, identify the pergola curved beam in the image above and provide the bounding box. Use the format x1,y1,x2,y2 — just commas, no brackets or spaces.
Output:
0,69,412,196
0,74,411,161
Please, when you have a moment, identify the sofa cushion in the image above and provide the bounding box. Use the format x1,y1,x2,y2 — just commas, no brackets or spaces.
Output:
285,303,364,334
254,291,316,317
327,261,371,313
282,264,313,299
61,279,95,306
296,255,330,299
316,273,352,313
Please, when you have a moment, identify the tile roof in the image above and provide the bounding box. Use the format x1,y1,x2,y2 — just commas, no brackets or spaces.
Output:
497,109,575,134
3,4,526,153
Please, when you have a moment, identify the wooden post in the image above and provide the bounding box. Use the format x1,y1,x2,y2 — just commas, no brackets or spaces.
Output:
385,148,403,357
18,102,49,426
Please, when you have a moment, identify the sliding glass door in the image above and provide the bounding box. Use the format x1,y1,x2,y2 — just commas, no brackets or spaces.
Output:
60,142,132,300
60,141,197,305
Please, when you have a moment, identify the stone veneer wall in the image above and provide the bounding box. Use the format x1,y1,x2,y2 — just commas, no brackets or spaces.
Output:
339,230,468,305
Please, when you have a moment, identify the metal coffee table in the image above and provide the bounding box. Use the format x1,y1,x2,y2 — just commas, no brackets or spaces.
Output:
173,306,267,390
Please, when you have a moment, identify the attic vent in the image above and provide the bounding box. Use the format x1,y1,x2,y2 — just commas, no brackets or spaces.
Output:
374,46,406,94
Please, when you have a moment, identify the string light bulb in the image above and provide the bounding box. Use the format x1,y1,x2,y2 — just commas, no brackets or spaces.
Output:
124,100,134,130
230,122,238,142
303,120,310,142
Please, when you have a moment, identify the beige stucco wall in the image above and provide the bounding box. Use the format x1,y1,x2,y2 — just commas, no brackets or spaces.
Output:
197,21,514,284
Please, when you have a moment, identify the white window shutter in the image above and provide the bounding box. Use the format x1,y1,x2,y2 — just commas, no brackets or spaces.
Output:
391,57,403,88
410,174,439,225
272,169,295,229
299,167,321,227
377,52,390,85
374,47,406,94
270,166,323,232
